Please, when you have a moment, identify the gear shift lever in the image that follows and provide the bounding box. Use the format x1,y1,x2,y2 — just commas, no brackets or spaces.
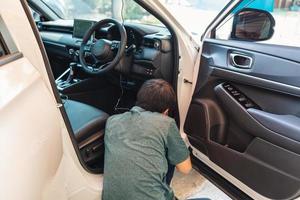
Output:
65,62,77,84
56,50,81,91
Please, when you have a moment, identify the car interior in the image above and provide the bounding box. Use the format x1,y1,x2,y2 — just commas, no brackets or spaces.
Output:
30,2,177,173
28,0,300,199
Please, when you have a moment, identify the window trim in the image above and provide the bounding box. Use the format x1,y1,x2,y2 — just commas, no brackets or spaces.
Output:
0,52,23,67
0,31,22,67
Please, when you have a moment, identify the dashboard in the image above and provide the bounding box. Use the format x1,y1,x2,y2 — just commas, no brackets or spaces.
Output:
39,20,174,82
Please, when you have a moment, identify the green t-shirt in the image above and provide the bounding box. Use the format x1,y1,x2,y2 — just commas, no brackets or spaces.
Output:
102,106,189,200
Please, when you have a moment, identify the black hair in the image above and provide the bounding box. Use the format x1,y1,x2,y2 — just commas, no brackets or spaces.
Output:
136,79,176,113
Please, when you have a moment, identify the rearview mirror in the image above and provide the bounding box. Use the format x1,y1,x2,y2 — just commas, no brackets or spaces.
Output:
231,8,275,41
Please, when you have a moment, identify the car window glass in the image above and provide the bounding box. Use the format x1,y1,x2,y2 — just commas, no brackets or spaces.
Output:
41,0,112,20
0,38,7,57
40,0,163,26
159,0,231,40
30,8,42,23
216,0,300,47
0,17,19,58
123,0,162,26
40,0,232,35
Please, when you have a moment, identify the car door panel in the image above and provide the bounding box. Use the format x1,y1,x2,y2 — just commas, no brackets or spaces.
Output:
0,0,108,199
248,108,300,141
202,39,300,88
211,68,300,98
185,39,300,200
207,138,300,200
0,55,63,200
214,84,300,154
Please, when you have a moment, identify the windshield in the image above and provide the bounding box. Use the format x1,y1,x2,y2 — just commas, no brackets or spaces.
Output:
41,0,115,20
41,0,162,25
160,0,231,38
42,0,231,37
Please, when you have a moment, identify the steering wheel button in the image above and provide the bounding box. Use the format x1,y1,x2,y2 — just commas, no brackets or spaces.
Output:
84,52,91,57
154,41,160,49
69,48,75,55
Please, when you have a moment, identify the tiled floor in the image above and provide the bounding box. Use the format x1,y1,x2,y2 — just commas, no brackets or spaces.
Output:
171,169,232,200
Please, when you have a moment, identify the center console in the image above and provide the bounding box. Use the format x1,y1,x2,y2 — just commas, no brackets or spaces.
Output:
55,42,91,93
55,62,84,92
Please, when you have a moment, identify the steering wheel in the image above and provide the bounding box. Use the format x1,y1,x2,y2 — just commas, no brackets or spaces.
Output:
79,18,127,75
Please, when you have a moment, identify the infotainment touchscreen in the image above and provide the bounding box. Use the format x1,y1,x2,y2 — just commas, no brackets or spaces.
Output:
73,19,95,39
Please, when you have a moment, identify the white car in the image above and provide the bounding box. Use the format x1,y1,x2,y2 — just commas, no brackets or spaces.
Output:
1,0,300,200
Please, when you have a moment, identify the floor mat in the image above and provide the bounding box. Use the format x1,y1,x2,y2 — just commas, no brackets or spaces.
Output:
171,169,232,200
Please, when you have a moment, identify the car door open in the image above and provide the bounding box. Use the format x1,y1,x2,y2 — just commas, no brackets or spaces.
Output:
185,5,300,200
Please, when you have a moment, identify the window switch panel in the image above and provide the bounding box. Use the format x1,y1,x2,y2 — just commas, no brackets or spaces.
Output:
222,83,260,109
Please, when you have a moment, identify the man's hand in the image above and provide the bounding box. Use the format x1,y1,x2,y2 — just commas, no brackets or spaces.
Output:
176,156,192,174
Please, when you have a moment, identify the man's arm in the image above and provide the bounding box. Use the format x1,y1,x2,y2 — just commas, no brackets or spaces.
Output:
166,120,192,174
176,156,192,174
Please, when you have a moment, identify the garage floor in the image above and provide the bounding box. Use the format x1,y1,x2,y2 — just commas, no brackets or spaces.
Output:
171,169,232,200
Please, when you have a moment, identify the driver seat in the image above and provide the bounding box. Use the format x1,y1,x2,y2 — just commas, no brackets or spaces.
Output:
64,100,109,143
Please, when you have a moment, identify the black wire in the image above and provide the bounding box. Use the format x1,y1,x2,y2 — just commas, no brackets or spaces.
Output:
113,0,126,112
114,74,126,112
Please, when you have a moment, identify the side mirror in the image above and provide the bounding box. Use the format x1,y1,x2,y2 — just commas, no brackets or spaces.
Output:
231,8,275,41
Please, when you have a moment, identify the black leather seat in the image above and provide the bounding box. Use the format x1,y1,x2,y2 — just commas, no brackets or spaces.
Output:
64,100,109,143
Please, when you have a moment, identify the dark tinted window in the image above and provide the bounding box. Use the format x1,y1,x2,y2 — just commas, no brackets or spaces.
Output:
0,34,8,57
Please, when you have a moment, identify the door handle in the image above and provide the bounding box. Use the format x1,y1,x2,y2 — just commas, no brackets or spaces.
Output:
230,53,253,69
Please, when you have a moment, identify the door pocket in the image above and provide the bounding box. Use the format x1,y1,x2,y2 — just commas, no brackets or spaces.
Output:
208,138,300,200
184,98,227,154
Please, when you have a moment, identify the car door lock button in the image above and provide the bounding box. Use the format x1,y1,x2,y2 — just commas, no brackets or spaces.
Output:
245,102,254,108
238,96,247,102
227,87,234,91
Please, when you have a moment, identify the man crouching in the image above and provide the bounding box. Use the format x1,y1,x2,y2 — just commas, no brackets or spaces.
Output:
103,79,192,200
